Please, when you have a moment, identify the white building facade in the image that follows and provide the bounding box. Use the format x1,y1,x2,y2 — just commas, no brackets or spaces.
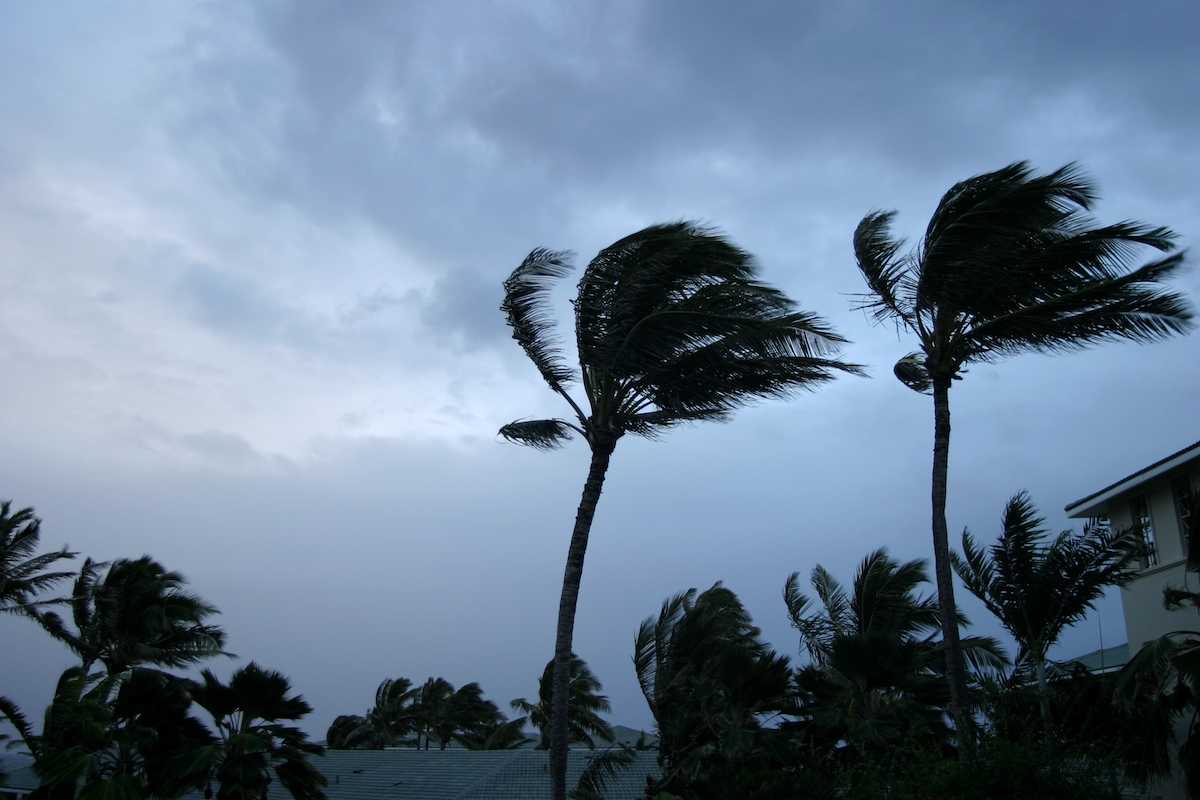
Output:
1066,439,1200,800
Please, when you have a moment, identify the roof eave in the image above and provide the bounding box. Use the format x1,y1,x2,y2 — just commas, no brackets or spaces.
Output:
1065,439,1200,519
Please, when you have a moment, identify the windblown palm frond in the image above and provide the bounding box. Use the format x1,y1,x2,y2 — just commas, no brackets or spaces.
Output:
501,248,577,394
39,556,229,676
0,501,76,616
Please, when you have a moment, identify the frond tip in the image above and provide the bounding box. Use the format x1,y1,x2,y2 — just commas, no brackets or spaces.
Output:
498,419,577,450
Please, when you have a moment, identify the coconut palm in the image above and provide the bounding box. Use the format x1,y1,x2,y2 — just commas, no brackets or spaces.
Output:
410,678,503,750
502,220,860,799
39,556,228,676
953,492,1142,730
188,663,327,800
511,654,614,749
0,501,75,616
853,161,1194,730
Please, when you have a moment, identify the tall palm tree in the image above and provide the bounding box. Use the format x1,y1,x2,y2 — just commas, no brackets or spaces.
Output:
511,654,615,749
953,491,1142,731
39,556,228,676
501,221,860,799
853,161,1193,731
0,501,75,616
189,663,327,800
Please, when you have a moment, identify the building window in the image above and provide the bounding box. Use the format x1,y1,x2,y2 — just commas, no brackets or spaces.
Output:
1131,494,1157,568
1174,475,1196,557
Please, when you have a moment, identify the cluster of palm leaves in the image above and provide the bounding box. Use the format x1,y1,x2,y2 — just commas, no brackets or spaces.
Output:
0,502,327,800
501,161,1192,798
327,676,508,751
634,517,1145,799
327,655,615,753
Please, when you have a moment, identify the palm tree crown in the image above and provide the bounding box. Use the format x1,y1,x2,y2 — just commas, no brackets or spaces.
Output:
855,161,1192,390
40,556,228,675
0,501,76,616
511,654,614,749
502,220,861,451
953,492,1142,730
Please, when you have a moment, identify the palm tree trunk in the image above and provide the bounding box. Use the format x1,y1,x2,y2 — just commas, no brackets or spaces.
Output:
1036,652,1051,732
931,377,971,749
549,434,616,800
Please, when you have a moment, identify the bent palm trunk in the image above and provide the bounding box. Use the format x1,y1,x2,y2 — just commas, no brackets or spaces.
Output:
550,436,615,800
932,377,970,745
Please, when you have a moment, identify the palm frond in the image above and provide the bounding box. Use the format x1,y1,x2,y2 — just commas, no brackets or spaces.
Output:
498,418,578,450
853,210,916,327
963,250,1193,360
571,744,636,798
501,248,577,393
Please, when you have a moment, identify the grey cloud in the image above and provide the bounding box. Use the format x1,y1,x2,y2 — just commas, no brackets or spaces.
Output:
179,430,267,467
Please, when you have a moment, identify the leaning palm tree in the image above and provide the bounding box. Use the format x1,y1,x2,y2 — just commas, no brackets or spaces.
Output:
953,491,1142,732
501,221,860,800
853,161,1193,732
0,500,75,616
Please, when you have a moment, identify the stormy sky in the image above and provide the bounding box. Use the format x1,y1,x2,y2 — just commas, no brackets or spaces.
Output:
2,0,1198,739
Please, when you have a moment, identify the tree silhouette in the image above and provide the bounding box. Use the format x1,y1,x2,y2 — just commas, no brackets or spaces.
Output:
502,221,859,799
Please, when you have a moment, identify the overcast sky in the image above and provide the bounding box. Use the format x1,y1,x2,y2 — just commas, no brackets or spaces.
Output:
2,0,1198,741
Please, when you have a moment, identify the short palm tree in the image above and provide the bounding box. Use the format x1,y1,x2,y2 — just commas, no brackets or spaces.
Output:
953,491,1142,731
511,654,614,749
0,501,75,616
39,556,229,676
634,583,794,796
3,666,214,800
410,678,503,750
854,161,1193,731
189,663,327,800
502,221,860,800
785,550,1006,761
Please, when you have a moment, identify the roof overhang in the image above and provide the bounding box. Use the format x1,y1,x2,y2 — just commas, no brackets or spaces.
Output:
1065,439,1200,519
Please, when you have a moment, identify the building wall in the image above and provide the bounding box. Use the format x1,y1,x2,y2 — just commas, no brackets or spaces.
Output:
1102,460,1199,652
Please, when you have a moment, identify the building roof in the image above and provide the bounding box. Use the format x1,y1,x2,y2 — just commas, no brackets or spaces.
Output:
1065,439,1200,519
1066,642,1130,674
0,756,36,796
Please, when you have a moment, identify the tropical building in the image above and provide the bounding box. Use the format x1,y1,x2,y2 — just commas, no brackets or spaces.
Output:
1066,438,1200,800
1065,439,1200,653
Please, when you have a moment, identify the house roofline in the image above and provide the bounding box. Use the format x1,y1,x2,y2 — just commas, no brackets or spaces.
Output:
1065,439,1200,519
